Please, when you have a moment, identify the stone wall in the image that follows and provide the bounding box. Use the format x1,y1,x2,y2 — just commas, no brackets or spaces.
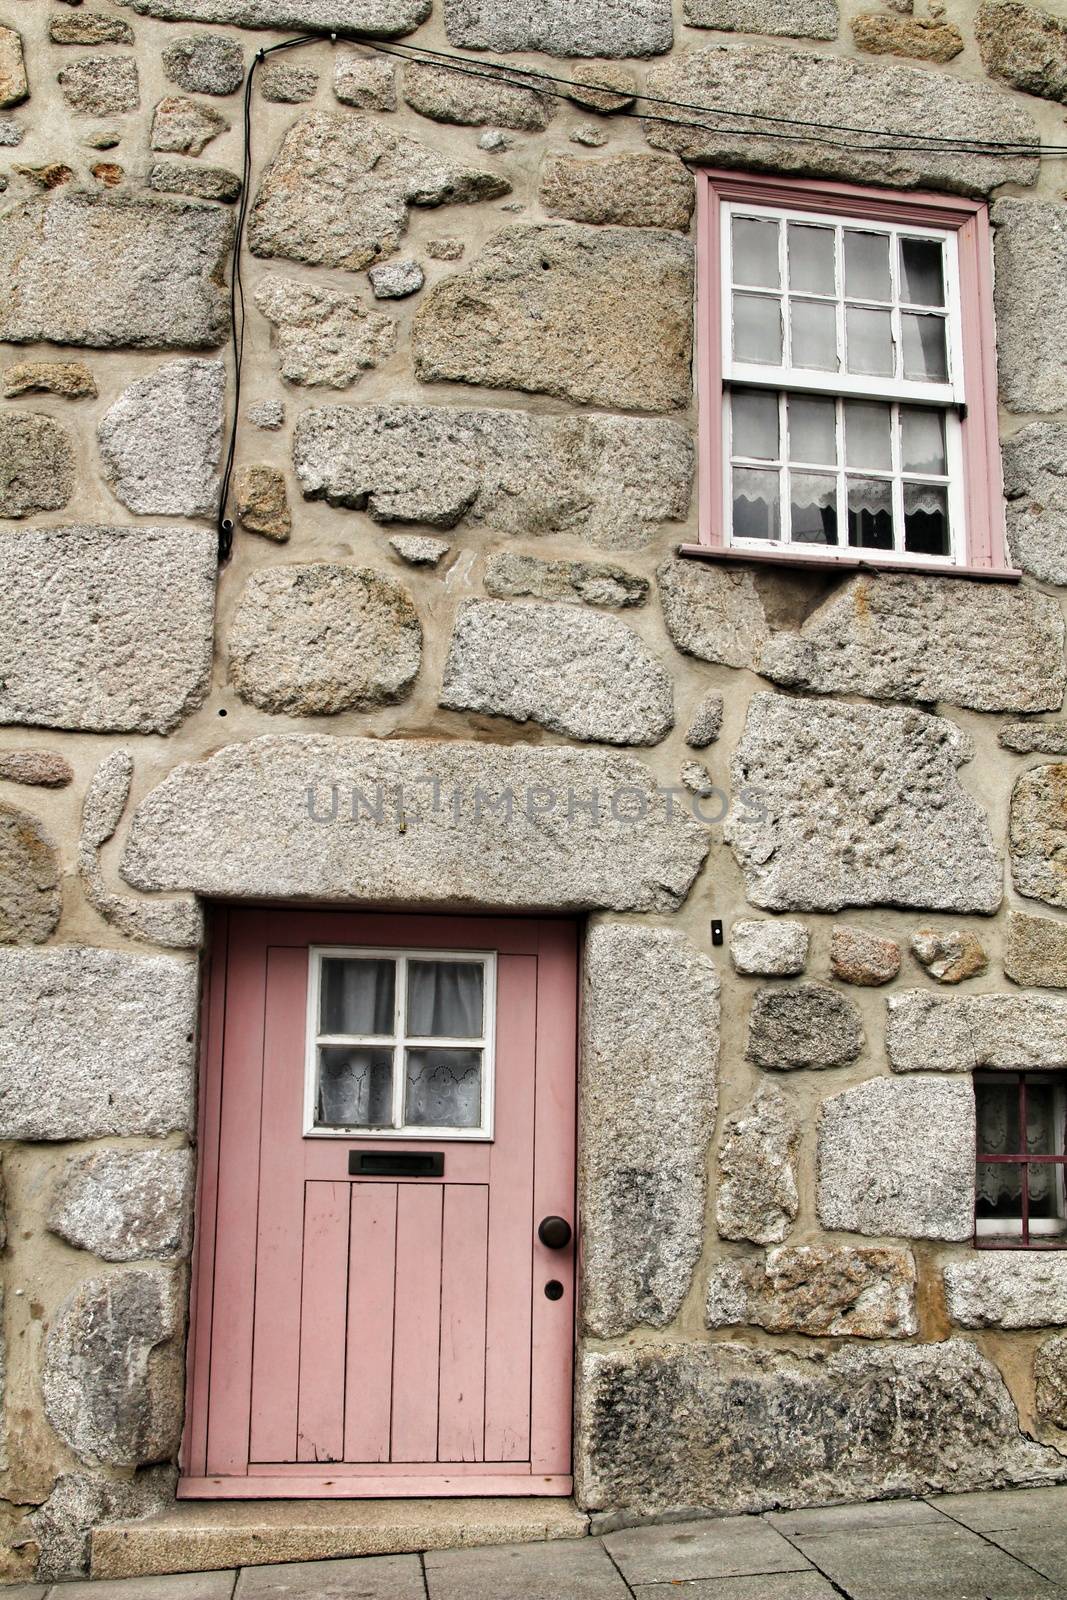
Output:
2,0,1067,1577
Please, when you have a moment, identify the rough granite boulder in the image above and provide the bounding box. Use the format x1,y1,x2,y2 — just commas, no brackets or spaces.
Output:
1036,1336,1067,1428
368,258,424,299
994,200,1067,415
233,462,290,539
830,925,902,986
886,990,1067,1072
249,112,510,272
29,1469,176,1583
441,598,674,746
98,359,224,517
1,360,97,399
261,61,319,101
150,94,228,154
851,13,964,59
0,25,28,108
0,526,216,734
443,0,674,56
333,56,396,110
757,573,1066,714
643,44,1039,194
1000,722,1067,755
147,161,242,203
229,565,422,716
484,552,648,608
1006,911,1067,990
50,11,136,43
977,0,1067,102
402,60,554,130
1010,762,1067,910
48,1149,193,1262
685,690,724,748
116,0,431,32
57,56,140,115
706,1245,917,1338
0,752,73,788
0,803,61,945
293,404,693,550
539,153,695,229
729,920,809,977
746,983,864,1069
254,276,396,389
658,557,769,669
0,413,75,517
1002,422,1067,587
413,226,693,413
120,736,710,912
0,191,231,349
726,693,1001,914
817,1075,975,1239
161,33,244,94
581,924,719,1338
910,928,988,984
686,0,837,36
715,1080,799,1245
944,1254,1067,1329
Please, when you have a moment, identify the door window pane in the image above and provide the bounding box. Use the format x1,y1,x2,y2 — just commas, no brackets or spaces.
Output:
901,408,946,474
320,957,395,1036
847,478,893,549
788,223,835,295
899,236,944,306
788,395,837,465
902,313,948,382
732,389,779,460
790,298,837,371
903,483,949,556
317,1046,393,1127
791,473,838,545
407,960,484,1038
845,306,894,376
405,1048,482,1128
733,292,782,365
844,401,892,470
732,216,780,288
844,229,892,301
732,467,780,540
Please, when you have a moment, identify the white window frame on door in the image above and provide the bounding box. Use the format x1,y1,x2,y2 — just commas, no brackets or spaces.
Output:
304,945,497,1142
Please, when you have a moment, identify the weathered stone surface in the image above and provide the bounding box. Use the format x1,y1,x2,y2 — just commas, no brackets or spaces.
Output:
0,191,231,349
484,552,648,609
725,694,1002,913
229,566,421,716
147,161,242,202
233,462,290,540
644,44,1039,194
685,691,724,749
663,563,769,674
1002,422,1067,586
978,1,1067,101
249,398,285,430
0,804,61,944
389,534,449,566
98,359,223,516
441,599,674,746
0,117,21,146
995,201,1067,415
730,919,808,978
116,0,431,34
945,1255,1067,1329
0,26,28,108
84,130,122,150
51,12,136,43
571,122,608,146
17,161,76,190
403,60,553,130
162,33,243,94
42,1269,183,1467
685,0,837,38
0,413,75,518
254,276,396,389
539,152,693,230
818,1075,975,1239
49,1149,193,1263
150,94,228,154
426,236,464,260
747,983,863,1069
758,574,1065,714
445,0,672,55
707,1246,917,1338
368,257,424,298
414,226,693,413
680,760,713,798
831,926,901,987
581,924,719,1338
1,360,97,399
1006,910,1067,990
260,60,318,101
0,947,196,1140
851,14,963,59
58,56,140,114
30,1469,175,1582
910,928,988,984
715,1081,799,1245
576,1339,1065,1515
0,525,216,734
250,112,509,273
1011,762,1067,910
565,65,636,112
120,736,710,912
0,751,73,787
334,55,395,109
295,405,693,550
1001,722,1067,755
1036,1336,1067,1428
886,989,1067,1072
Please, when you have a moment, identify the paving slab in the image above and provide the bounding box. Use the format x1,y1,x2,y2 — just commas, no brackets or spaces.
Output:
2,1588,48,1599
984,1529,1067,1587
767,1499,945,1537
235,1554,426,1599
424,1537,628,1599
604,1516,812,1585
54,1575,236,1600
633,1574,841,1599
791,1522,1065,1600
929,1486,1067,1532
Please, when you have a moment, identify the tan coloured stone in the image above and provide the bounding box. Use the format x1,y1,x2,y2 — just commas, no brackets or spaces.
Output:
91,161,125,187
58,56,140,114
51,12,136,43
1,361,96,399
334,55,396,109
831,926,901,987
0,27,28,109
658,557,769,670
539,153,694,229
715,1080,800,1245
684,0,837,36
15,162,75,190
910,928,989,984
483,552,648,608
1005,911,1067,989
233,463,291,541
565,65,636,112
1011,763,1067,911
1036,1335,1067,1427
707,1245,917,1338
402,60,553,130
0,751,73,787
0,803,61,943
254,276,396,389
851,13,963,58
977,0,1067,101
150,95,228,154
0,413,75,516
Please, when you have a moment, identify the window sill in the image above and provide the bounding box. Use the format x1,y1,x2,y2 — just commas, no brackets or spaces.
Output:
677,542,1023,583
973,1237,1067,1250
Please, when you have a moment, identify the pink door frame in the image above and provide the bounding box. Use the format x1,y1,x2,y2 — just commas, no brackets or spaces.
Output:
180,907,578,1499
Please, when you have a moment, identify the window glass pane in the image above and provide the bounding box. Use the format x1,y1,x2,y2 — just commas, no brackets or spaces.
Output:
845,306,894,376
899,236,944,307
976,1079,1022,1155
733,292,782,365
790,472,838,545
844,229,892,301
405,1047,482,1128
902,313,948,382
1027,1082,1056,1156
901,408,947,475
903,483,949,557
788,395,837,465
731,389,779,460
732,216,780,289
844,401,892,470
847,477,893,549
320,958,395,1036
790,298,837,371
317,1045,393,1127
787,223,835,295
976,1160,1024,1222
732,467,780,540
406,960,484,1039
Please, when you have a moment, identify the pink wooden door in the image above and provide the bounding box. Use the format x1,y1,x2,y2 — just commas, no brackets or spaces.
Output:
180,910,578,1498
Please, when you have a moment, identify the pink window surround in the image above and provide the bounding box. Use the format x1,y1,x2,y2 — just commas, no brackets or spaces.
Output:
685,169,1019,581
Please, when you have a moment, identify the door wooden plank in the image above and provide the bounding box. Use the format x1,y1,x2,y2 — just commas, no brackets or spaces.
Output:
344,1182,398,1464
297,1181,351,1464
437,1185,489,1464
390,1184,444,1464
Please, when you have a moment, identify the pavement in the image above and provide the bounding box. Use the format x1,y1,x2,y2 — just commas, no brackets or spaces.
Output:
9,1485,1067,1599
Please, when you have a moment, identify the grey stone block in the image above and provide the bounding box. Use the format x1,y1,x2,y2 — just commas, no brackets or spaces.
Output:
147,161,242,203
995,200,1067,414
161,33,244,94
403,59,554,129
706,1244,917,1338
730,920,808,977
747,983,863,1069
240,1557,424,1598
98,359,224,517
1035,1334,1067,1427
1000,723,1067,756
260,61,318,101
831,925,901,987
1006,911,1067,990
117,0,430,32
425,1540,628,1599
0,946,197,1140
716,1080,799,1245
887,990,1067,1071
443,0,673,56
944,1254,1067,1329
606,1515,810,1584
333,56,396,109
658,557,769,669
1002,422,1067,586
390,535,449,566
150,94,229,155
255,276,396,390
0,412,75,517
685,0,837,35
484,553,648,609
51,11,136,43
58,56,140,114
0,525,216,734
580,924,719,1338
1011,762,1067,910
0,802,61,944
685,691,724,749
978,0,1067,102
368,258,424,298
540,153,694,229
49,1149,193,1262
766,1499,944,1536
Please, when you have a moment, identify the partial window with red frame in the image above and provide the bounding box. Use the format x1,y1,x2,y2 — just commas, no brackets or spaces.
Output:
975,1073,1067,1249
692,172,1014,577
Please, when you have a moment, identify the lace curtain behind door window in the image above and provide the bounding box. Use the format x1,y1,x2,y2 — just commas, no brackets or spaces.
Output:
976,1081,1055,1211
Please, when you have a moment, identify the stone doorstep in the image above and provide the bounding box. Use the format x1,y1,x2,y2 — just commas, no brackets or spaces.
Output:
90,1498,589,1581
